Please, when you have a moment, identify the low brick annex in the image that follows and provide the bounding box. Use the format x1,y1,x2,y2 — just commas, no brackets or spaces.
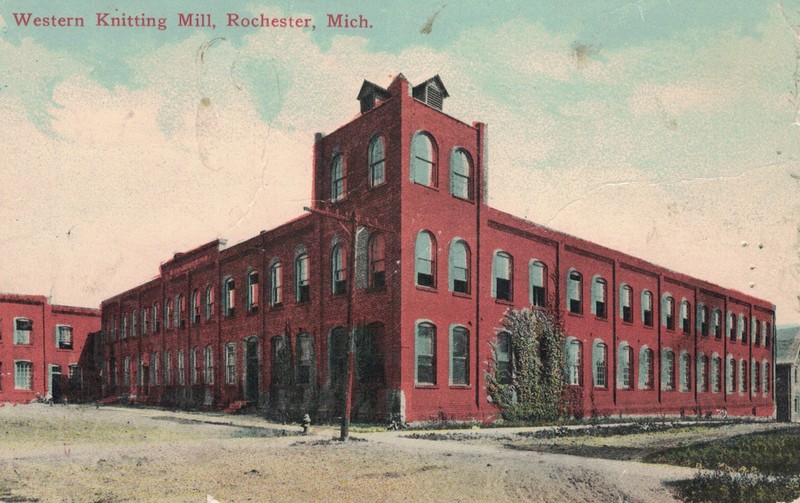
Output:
99,74,776,422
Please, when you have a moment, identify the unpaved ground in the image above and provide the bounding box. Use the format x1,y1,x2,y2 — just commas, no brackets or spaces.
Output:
0,404,786,502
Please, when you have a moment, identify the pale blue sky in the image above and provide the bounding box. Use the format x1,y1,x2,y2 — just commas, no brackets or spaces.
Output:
1,0,799,322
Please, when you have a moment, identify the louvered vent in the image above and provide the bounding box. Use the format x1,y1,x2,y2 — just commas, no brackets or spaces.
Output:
426,84,443,110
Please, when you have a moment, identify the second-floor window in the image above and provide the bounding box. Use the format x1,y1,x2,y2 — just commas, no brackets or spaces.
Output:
330,154,344,201
295,254,310,302
55,325,73,350
492,251,513,301
369,135,385,187
415,231,436,288
591,277,607,319
449,240,470,294
620,285,633,322
567,270,582,314
530,261,546,308
223,278,235,317
270,262,283,306
642,291,653,327
410,132,436,187
368,233,385,288
247,270,259,313
14,318,33,345
331,244,347,295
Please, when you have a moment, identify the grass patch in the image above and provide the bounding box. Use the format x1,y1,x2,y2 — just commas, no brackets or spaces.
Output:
517,420,726,439
644,427,800,476
668,469,800,503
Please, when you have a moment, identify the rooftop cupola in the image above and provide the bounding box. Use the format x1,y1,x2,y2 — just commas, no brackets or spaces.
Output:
412,75,449,111
356,80,392,113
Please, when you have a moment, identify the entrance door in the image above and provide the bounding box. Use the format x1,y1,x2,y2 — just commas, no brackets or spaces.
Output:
245,339,259,402
50,365,63,403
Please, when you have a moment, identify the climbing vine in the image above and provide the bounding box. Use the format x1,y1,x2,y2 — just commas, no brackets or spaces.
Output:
486,308,566,421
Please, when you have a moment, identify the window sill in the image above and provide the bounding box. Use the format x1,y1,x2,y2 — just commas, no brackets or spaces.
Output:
451,194,475,204
366,285,387,294
451,291,471,299
411,181,439,191
567,311,583,318
494,298,513,306
449,384,471,389
415,285,438,293
621,320,634,326
415,384,438,389
594,316,608,322
269,303,284,311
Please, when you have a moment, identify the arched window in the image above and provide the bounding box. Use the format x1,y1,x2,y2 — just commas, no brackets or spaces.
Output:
617,343,634,389
662,349,675,391
711,355,722,393
415,231,436,288
296,333,314,385
739,314,747,343
415,322,436,385
270,262,282,306
592,340,607,388
728,312,736,340
175,294,185,328
247,269,259,313
450,326,470,385
492,251,513,301
566,339,582,386
495,331,512,385
331,244,347,295
752,317,759,346
368,233,385,288
330,154,345,202
726,355,736,394
620,284,633,322
680,300,691,333
191,290,200,324
697,353,708,392
679,351,691,392
567,270,582,314
368,135,385,187
141,308,148,335
641,291,653,327
295,253,310,302
662,294,675,330
205,285,215,320
591,276,607,319
449,240,470,294
329,327,347,387
739,359,747,392
410,132,436,186
356,323,385,384
223,277,235,317
752,360,760,392
164,298,173,329
529,261,546,307
152,304,159,332
712,309,721,338
639,347,654,390
449,148,472,200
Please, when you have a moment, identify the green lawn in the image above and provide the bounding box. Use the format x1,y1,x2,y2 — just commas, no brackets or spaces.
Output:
645,427,800,503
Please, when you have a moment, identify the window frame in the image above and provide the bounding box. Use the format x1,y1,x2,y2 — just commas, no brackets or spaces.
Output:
331,243,347,295
410,132,437,187
450,326,470,386
223,277,236,317
295,253,310,302
330,154,345,202
492,251,513,302
247,270,260,314
368,233,386,289
368,135,385,188
620,284,633,323
55,324,73,350
14,360,33,390
641,290,653,327
593,340,608,388
415,322,437,385
567,270,582,314
415,231,437,288
449,239,470,295
225,343,237,385
14,317,32,345
270,262,283,306
591,276,607,319
449,148,472,200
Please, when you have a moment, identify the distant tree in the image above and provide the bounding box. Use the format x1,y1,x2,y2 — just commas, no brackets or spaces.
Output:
486,308,565,421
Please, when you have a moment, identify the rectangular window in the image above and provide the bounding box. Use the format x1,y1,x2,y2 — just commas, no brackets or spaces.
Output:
494,253,512,301
450,327,469,386
224,279,236,317
123,356,131,386
164,351,171,386
415,323,436,385
151,352,159,386
681,302,690,333
621,286,632,323
642,293,653,327
568,272,582,314
204,346,214,385
14,318,32,345
248,273,260,313
594,344,607,388
55,325,73,349
177,350,185,386
592,279,607,319
225,343,237,385
14,361,32,390
296,255,310,302
190,348,198,385
205,286,215,320
296,336,312,385
530,262,546,308
270,264,283,306
496,333,512,385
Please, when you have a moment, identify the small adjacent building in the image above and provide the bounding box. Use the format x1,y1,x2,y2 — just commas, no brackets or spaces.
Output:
776,325,800,422
0,293,101,404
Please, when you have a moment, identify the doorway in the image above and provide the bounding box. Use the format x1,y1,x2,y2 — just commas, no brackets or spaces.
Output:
245,338,259,402
49,365,62,403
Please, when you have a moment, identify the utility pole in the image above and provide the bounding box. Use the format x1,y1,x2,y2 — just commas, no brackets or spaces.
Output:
303,206,387,440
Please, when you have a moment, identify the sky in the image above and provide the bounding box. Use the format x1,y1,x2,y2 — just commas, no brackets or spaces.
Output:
1,0,799,323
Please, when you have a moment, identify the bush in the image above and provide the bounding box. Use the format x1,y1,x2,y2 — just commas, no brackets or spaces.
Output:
485,308,566,422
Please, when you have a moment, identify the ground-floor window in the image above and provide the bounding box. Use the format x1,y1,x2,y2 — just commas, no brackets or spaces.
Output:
15,361,32,390
225,343,237,385
204,346,214,385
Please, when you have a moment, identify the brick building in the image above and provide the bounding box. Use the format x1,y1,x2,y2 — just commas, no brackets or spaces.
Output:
0,293,100,404
99,74,776,422
775,325,800,421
